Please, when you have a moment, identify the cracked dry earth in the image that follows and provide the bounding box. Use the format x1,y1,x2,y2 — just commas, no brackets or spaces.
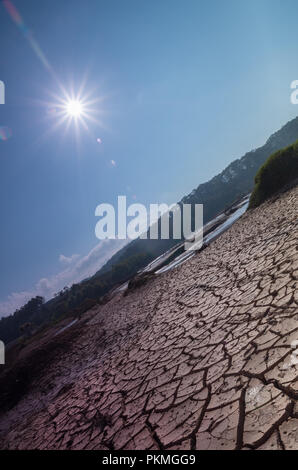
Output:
0,186,298,450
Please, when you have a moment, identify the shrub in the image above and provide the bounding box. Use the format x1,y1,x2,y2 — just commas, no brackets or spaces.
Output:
249,140,298,208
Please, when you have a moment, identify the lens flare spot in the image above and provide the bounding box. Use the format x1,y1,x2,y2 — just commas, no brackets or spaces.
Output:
0,126,12,141
46,107,57,116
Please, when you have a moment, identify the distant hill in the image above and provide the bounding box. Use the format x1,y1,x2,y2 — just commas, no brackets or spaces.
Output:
93,115,298,279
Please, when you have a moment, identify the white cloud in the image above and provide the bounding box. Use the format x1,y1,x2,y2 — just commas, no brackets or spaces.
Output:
0,238,128,318
59,253,80,265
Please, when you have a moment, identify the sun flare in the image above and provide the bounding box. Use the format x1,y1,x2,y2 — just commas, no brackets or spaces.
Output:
65,99,83,118
45,82,105,140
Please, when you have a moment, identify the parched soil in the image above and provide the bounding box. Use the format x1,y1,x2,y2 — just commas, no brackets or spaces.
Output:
0,186,297,450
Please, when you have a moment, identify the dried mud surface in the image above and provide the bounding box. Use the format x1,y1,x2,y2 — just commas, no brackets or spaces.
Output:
0,187,297,450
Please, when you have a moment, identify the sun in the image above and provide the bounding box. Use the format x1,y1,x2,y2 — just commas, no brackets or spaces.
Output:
44,82,106,140
65,99,83,118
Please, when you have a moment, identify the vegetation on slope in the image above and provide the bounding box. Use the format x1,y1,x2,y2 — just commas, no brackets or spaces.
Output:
249,140,298,208
0,251,151,344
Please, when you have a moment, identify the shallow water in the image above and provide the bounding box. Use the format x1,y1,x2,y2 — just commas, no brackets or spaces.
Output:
54,318,78,337
156,197,250,274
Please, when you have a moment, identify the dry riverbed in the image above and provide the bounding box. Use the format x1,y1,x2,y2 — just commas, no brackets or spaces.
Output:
0,186,297,450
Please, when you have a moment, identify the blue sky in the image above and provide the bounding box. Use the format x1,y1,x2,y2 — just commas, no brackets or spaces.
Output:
1,0,298,316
